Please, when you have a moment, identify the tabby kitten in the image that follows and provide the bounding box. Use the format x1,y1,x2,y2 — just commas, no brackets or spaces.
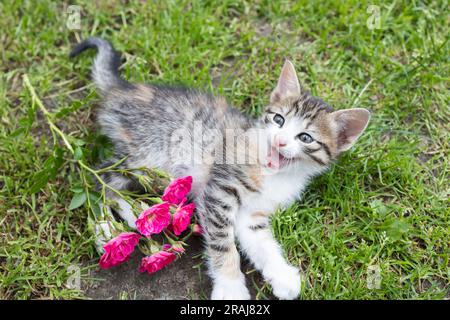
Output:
70,37,370,300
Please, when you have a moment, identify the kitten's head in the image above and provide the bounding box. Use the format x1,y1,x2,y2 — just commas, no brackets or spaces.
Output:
261,60,370,171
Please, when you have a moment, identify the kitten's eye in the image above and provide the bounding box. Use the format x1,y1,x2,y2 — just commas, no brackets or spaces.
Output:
273,114,285,127
298,133,314,143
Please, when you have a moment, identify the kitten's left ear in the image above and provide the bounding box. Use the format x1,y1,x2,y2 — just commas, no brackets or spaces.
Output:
332,108,370,152
270,59,301,104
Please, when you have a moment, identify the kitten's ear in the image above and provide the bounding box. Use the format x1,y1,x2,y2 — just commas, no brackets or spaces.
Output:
270,59,301,104
332,108,370,152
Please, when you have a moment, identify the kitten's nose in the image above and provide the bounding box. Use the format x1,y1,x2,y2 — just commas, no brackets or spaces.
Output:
274,135,287,147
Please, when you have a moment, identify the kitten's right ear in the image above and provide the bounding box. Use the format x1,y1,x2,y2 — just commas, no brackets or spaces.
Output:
270,59,301,104
332,108,370,153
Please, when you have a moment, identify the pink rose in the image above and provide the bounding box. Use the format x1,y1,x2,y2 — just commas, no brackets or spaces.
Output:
139,251,177,274
171,203,195,236
99,232,141,269
161,243,172,251
161,176,193,205
192,223,204,236
136,202,171,237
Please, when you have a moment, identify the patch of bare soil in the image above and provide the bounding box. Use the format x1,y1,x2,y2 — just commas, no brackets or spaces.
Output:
83,237,209,299
82,236,270,300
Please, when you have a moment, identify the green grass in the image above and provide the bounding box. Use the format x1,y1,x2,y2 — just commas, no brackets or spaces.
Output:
0,0,448,299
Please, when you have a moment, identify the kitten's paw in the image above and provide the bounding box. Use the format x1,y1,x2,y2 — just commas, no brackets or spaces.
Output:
94,221,113,254
266,264,301,300
211,277,251,300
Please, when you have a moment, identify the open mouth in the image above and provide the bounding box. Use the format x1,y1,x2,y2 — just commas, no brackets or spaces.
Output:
266,147,296,170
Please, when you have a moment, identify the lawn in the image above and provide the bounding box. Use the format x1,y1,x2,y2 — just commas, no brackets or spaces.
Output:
0,0,448,299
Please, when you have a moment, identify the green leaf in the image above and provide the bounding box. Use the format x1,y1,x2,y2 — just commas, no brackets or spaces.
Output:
68,192,87,210
381,218,411,241
73,139,86,147
88,191,102,204
148,197,163,204
74,147,83,160
9,127,25,137
370,200,388,216
28,170,51,194
90,203,101,218
70,186,84,193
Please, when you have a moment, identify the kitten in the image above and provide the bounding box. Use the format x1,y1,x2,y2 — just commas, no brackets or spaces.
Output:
70,37,370,300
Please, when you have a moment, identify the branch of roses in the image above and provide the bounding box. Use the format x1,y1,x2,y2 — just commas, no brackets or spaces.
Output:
24,75,197,255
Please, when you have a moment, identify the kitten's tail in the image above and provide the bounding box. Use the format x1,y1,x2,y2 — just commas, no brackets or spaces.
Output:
69,37,130,92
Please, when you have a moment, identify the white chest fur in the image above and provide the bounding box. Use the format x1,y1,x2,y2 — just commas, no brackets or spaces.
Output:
241,168,312,215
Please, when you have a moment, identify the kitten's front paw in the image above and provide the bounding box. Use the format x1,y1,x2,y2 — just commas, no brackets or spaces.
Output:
265,264,301,300
211,277,251,300
94,221,113,254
